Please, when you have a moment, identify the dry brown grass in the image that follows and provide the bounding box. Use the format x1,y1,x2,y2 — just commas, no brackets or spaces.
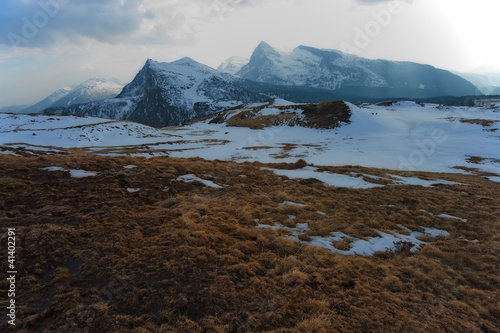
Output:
217,100,352,130
459,118,498,127
226,112,298,130
0,153,499,332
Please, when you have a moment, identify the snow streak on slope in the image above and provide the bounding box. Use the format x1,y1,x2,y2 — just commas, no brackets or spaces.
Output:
2,100,500,176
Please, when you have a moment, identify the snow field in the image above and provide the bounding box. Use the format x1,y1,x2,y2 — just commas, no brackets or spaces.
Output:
2,100,499,178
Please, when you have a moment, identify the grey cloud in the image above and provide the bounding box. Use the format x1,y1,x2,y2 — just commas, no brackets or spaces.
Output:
0,0,165,47
0,0,266,48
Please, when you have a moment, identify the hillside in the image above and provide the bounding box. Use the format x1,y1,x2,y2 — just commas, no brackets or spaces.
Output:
0,153,499,332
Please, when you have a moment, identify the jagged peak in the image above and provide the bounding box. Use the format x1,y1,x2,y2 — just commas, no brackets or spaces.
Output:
256,41,279,54
246,42,281,65
145,58,157,66
257,41,272,48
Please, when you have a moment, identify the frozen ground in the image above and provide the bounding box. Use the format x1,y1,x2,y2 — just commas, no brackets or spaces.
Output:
1,100,499,178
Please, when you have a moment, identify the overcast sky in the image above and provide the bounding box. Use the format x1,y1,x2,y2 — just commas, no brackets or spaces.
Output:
0,0,499,107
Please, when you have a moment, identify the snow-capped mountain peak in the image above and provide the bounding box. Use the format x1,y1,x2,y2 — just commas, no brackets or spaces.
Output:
255,41,280,56
49,77,123,108
22,78,123,113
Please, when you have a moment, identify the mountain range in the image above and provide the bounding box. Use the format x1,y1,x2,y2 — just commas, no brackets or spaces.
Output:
45,58,266,127
235,42,479,99
41,42,483,127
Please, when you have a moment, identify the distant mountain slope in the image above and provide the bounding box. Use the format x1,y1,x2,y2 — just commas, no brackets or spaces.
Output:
46,58,267,127
50,77,123,108
236,42,480,99
455,72,500,95
217,56,249,75
23,78,123,114
0,105,30,113
23,87,72,113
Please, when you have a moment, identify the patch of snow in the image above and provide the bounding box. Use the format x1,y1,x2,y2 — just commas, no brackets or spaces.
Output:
256,223,282,231
437,214,468,223
295,223,309,231
265,167,384,189
420,227,450,237
69,170,98,178
40,166,65,172
124,165,136,169
487,176,500,183
280,201,305,208
255,221,450,256
388,175,465,187
272,98,299,106
40,166,97,178
127,188,142,193
176,174,222,188
357,173,385,180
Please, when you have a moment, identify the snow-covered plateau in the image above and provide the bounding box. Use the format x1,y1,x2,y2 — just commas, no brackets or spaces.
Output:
2,99,499,177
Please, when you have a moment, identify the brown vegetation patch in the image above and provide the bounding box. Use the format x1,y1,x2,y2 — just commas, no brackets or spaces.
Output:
211,100,352,130
226,111,298,130
0,154,499,332
299,100,352,129
466,156,500,165
460,118,498,127
332,237,352,251
376,100,399,107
